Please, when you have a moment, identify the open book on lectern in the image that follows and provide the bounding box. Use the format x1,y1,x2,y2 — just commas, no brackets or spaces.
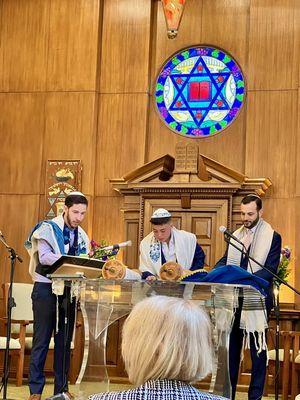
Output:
48,255,105,279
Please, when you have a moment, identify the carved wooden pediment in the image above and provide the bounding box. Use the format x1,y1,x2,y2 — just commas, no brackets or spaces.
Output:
110,143,271,196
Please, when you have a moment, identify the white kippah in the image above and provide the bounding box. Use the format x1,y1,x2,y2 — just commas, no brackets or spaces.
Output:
151,208,171,219
66,191,86,198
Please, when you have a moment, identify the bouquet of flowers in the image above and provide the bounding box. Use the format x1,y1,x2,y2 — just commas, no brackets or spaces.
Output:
89,239,118,261
275,246,291,285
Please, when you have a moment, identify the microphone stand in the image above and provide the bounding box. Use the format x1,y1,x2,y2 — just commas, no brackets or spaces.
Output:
223,233,300,296
273,282,280,400
223,233,300,400
0,233,23,400
45,283,74,400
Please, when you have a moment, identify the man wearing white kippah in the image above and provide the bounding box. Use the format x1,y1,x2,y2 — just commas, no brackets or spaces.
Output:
139,208,205,281
25,192,90,400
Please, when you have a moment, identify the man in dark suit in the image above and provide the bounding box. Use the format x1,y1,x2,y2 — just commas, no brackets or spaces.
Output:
215,194,281,400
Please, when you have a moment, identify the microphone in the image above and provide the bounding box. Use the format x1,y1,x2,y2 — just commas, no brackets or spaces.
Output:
100,240,132,252
219,226,244,246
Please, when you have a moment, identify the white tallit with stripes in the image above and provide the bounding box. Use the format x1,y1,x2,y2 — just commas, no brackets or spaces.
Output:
227,219,274,274
226,219,274,352
139,227,196,276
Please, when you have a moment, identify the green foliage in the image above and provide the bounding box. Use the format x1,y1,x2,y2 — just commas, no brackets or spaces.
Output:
89,240,117,261
275,246,291,285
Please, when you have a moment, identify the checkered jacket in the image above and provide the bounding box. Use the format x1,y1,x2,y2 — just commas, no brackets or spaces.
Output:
88,379,228,400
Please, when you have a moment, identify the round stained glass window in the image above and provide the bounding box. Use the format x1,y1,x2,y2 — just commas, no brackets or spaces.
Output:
154,46,246,138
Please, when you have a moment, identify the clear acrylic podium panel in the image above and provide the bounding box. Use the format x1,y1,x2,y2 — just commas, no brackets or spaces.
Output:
63,279,263,399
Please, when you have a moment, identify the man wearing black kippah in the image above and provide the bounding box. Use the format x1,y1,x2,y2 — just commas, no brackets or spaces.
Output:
25,192,89,400
215,194,281,400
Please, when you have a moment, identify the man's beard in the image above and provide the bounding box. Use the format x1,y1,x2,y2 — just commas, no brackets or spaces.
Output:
65,212,76,229
243,214,260,229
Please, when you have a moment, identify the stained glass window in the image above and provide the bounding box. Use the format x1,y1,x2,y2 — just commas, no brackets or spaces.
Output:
154,46,246,138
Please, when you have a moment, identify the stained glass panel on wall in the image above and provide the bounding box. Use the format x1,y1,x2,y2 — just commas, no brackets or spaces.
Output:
154,46,246,138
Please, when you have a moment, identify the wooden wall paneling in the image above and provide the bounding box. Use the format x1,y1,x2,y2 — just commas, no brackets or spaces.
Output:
295,196,300,309
95,94,148,196
0,0,2,42
263,197,295,305
100,0,151,93
0,0,49,91
0,195,40,285
0,93,45,194
107,316,127,378
297,3,300,89
151,0,203,88
188,212,217,268
82,195,94,243
245,91,297,198
147,98,246,173
43,92,97,196
92,197,125,258
106,319,121,370
46,0,100,91
296,89,300,308
201,0,249,70
151,0,248,90
295,88,300,197
146,103,179,162
190,198,228,266
295,90,300,308
123,213,140,269
248,0,298,90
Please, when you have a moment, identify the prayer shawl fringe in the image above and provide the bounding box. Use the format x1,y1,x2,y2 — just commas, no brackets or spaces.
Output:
226,219,273,353
212,287,239,350
240,288,268,353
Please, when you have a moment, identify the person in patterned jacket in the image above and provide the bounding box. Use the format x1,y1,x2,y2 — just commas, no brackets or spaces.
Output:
89,296,228,400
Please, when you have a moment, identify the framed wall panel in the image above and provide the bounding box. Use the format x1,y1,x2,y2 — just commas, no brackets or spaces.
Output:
46,0,100,91
43,92,97,196
263,197,296,305
248,0,298,90
0,0,50,91
96,94,148,196
245,91,297,198
0,93,45,194
100,0,151,93
0,195,40,284
92,196,125,260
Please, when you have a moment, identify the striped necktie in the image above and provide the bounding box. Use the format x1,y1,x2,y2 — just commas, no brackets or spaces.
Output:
242,229,252,250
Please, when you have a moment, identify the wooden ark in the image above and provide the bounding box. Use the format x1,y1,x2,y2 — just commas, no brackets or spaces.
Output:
111,143,271,270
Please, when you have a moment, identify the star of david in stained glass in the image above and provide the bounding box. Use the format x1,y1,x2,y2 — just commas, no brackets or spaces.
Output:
155,46,246,138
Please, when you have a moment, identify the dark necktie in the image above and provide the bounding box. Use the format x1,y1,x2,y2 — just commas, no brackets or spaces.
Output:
63,224,78,255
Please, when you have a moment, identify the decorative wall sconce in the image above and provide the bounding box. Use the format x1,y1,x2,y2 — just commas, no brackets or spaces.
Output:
161,0,186,39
